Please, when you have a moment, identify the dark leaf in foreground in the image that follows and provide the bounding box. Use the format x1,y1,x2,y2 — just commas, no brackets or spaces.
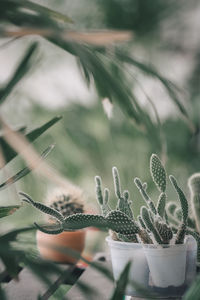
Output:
109,262,131,300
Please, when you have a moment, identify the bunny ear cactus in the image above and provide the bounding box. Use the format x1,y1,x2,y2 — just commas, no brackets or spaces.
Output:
20,192,140,235
150,154,166,193
169,175,188,244
157,193,166,218
112,167,134,219
150,154,167,219
21,154,192,249
112,167,138,242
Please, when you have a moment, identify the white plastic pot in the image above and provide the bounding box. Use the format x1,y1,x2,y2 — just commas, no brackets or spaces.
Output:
106,236,149,296
143,243,187,288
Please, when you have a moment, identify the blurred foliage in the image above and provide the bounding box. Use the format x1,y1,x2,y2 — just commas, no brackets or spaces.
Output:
0,0,200,298
98,0,179,37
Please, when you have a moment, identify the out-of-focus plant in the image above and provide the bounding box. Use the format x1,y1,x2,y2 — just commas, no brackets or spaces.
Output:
1,0,195,159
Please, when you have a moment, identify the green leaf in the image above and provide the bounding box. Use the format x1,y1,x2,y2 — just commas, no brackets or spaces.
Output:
0,144,54,191
110,262,131,300
0,116,61,164
0,42,38,105
115,50,189,119
183,274,200,300
0,205,21,218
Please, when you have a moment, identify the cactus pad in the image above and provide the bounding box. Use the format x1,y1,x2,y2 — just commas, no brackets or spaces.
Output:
150,154,166,192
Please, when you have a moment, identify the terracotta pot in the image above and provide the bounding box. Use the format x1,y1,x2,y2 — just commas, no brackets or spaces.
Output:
36,229,86,264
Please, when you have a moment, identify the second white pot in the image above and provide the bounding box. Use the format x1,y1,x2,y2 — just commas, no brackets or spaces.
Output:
143,243,187,288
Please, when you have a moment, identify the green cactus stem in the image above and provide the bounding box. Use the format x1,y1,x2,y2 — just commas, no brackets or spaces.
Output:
34,223,64,234
137,215,147,230
154,220,173,244
157,192,167,218
112,167,122,199
175,223,186,244
188,173,200,233
95,176,111,217
166,202,180,227
141,206,163,244
169,175,188,225
112,167,134,219
150,154,166,192
134,178,157,215
21,193,140,235
19,192,64,223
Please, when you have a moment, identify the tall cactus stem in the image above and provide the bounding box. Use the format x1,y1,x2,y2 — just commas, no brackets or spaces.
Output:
150,154,166,192
175,223,186,244
134,178,157,215
157,192,166,218
141,206,163,244
112,167,122,198
20,192,64,223
95,176,104,205
169,175,188,225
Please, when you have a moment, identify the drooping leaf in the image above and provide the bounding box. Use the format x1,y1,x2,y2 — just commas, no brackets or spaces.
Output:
0,42,38,105
0,116,61,164
115,50,189,119
0,205,21,218
0,144,54,191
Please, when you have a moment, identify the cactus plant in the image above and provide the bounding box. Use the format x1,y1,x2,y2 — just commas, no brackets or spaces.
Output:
20,153,192,248
165,172,200,263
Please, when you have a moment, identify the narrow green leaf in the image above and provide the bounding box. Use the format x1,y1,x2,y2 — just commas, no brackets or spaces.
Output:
0,144,54,191
110,262,131,300
0,42,38,105
115,50,189,118
0,205,21,218
183,274,200,300
0,116,61,164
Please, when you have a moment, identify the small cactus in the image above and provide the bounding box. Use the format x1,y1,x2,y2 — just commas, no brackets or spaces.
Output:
150,154,166,192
